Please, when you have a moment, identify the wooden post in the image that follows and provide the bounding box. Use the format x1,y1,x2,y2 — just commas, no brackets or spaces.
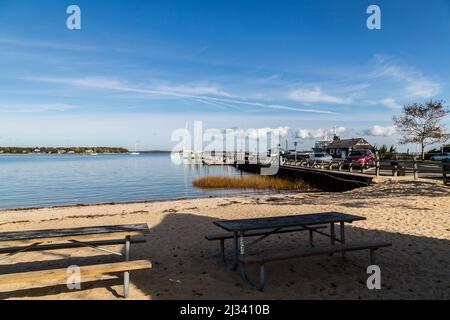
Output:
328,162,333,170
338,162,343,171
443,160,449,185
392,165,398,177
349,163,353,173
413,157,419,180
375,152,380,177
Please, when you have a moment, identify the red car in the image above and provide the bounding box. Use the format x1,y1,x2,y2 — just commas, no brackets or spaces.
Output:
344,149,376,166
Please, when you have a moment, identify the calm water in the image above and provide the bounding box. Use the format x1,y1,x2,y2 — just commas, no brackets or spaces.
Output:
0,153,248,210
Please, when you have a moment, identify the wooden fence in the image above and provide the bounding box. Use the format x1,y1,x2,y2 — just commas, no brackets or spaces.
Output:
282,157,448,184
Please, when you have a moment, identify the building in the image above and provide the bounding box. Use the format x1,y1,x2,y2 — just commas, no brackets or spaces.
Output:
326,136,372,159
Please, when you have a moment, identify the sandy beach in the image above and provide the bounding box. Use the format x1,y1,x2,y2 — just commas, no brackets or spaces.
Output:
0,178,449,300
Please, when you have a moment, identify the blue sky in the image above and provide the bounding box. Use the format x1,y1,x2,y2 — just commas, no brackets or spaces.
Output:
0,0,449,150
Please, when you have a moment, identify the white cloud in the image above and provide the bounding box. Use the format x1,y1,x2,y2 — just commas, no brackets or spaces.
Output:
297,128,327,139
249,127,291,140
334,126,347,135
288,87,352,105
364,125,396,137
296,126,346,140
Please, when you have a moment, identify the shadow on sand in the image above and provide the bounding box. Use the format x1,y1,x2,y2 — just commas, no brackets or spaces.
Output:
0,212,449,300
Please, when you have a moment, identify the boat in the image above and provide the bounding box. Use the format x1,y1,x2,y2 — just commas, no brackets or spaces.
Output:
130,143,140,156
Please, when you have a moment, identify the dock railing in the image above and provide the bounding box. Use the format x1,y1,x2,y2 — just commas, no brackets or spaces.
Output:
282,155,445,182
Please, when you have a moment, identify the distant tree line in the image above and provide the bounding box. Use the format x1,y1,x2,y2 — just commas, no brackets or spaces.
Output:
0,147,129,154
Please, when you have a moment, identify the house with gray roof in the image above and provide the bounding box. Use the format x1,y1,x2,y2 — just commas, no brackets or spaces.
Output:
326,137,372,159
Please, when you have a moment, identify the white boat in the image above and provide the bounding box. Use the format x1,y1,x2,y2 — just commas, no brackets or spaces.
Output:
130,143,140,156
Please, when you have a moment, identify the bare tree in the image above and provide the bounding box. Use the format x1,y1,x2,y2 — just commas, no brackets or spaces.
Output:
393,100,450,159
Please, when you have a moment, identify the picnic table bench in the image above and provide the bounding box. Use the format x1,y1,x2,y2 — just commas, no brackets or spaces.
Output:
0,224,152,298
205,225,327,263
443,159,450,185
210,212,391,291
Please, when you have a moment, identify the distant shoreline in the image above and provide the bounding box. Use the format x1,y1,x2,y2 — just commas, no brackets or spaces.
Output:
0,150,173,155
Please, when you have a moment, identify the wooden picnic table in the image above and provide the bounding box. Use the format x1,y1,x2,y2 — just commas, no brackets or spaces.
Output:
214,212,366,267
0,224,151,298
212,212,383,290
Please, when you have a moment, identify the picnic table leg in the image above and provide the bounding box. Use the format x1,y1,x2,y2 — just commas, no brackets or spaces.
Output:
370,249,376,265
232,232,239,270
124,235,131,298
329,223,335,256
340,222,346,260
258,264,266,291
220,239,226,264
239,231,246,256
309,229,314,248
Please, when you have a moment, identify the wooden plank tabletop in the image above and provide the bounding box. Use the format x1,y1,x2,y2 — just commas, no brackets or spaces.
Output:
214,212,366,232
0,224,150,247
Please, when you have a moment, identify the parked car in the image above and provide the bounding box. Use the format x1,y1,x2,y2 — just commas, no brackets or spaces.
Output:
430,153,450,161
309,152,333,163
344,149,376,166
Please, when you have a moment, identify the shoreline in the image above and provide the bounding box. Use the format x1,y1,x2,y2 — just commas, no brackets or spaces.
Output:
0,189,319,213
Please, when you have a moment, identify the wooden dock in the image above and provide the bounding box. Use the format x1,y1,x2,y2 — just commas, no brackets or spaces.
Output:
235,157,447,191
202,152,447,190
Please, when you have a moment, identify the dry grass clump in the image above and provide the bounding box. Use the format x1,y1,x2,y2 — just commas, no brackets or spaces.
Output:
193,175,309,191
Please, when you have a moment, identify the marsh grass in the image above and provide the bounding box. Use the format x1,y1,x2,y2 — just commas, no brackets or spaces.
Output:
193,175,310,191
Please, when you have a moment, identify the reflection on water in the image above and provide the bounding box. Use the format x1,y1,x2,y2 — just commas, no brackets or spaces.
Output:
0,153,248,210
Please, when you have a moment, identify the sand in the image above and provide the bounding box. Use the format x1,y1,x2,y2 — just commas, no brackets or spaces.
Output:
0,178,449,300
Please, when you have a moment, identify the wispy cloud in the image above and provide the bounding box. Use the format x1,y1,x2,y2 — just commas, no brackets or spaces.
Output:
373,56,441,99
22,76,337,115
288,87,352,105
0,103,78,113
0,37,97,52
155,84,232,97
379,98,403,109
